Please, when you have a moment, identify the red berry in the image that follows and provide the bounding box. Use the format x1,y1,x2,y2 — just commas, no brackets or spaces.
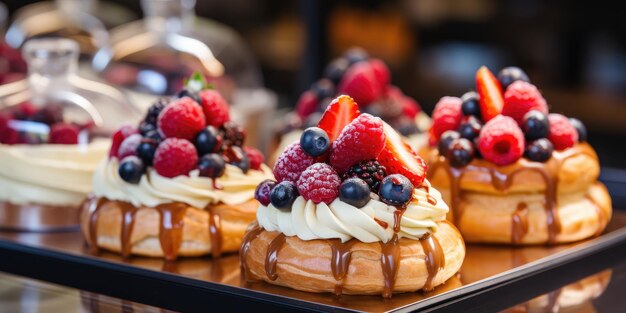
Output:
295,90,319,119
273,142,316,183
49,123,79,144
502,81,548,125
317,95,361,142
244,146,265,170
297,163,341,204
117,134,142,159
377,122,427,186
431,96,463,140
153,138,198,178
401,96,421,119
157,97,206,140
337,62,381,105
198,90,230,128
476,66,504,122
477,115,525,165
109,125,138,158
548,113,578,150
369,58,390,93
329,113,386,173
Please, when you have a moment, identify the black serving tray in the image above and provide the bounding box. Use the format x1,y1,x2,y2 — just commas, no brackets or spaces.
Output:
1,169,626,312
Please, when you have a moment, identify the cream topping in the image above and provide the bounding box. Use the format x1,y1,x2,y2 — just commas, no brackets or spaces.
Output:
0,140,110,206
256,183,448,243
93,158,274,208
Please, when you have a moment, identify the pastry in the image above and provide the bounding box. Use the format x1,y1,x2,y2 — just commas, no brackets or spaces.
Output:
271,47,430,165
81,75,273,260
241,95,464,297
425,66,611,244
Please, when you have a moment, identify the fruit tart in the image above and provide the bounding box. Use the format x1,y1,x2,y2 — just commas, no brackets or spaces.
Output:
80,77,274,260
426,66,611,245
273,48,430,164
241,95,464,297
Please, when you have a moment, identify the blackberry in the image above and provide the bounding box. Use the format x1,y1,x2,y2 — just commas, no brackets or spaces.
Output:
342,160,386,192
144,98,169,124
219,121,246,149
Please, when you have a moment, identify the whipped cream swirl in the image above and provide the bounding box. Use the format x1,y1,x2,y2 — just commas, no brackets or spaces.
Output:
256,184,448,243
93,158,274,208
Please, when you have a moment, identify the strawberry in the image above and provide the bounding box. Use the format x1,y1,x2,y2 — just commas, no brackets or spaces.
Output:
476,66,504,122
317,95,361,142
337,62,381,105
329,113,386,173
377,122,427,187
198,90,230,128
369,58,390,92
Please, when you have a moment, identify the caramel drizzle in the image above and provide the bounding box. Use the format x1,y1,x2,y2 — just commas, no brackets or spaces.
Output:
207,205,223,258
420,234,445,291
511,203,529,244
155,203,187,261
329,239,358,296
428,143,598,244
264,234,287,281
380,235,401,298
119,202,139,258
239,222,263,280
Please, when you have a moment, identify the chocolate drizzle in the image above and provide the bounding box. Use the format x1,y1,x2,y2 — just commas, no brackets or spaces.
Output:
380,235,401,298
428,143,599,244
329,239,358,296
511,203,529,244
207,204,223,258
419,234,445,291
155,203,187,261
119,202,138,258
265,234,287,281
240,222,263,280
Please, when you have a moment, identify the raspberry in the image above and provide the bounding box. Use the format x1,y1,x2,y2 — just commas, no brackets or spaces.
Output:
401,96,421,119
477,115,525,165
198,90,230,128
337,62,381,105
329,113,386,173
157,97,206,140
431,96,463,141
117,134,142,159
153,138,198,178
273,142,316,183
49,123,79,144
342,160,386,192
297,163,341,204
548,113,578,150
244,146,264,170
369,58,390,93
109,125,138,158
295,90,319,119
502,81,548,125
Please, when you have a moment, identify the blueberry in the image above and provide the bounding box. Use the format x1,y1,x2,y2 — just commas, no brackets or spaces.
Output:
438,130,461,156
225,146,250,174
447,138,474,168
324,58,350,84
339,178,371,208
524,138,554,162
378,174,414,206
344,47,369,65
458,116,482,141
311,79,335,99
522,110,549,140
144,130,162,143
196,126,222,155
138,121,156,135
569,118,587,142
136,141,157,165
118,156,145,184
198,153,226,178
270,181,299,211
255,179,277,206
300,127,330,157
461,91,481,118
497,66,530,90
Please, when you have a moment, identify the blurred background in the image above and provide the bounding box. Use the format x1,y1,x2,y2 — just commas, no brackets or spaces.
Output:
2,0,626,166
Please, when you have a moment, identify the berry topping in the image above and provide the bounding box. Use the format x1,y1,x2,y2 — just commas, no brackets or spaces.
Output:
377,122,427,186
177,89,201,104
195,125,222,155
270,181,299,211
49,123,79,144
476,66,504,122
497,66,530,90
117,133,142,159
295,90,319,119
311,79,335,99
369,58,390,92
401,96,421,119
447,138,475,168
198,90,230,128
524,138,554,162
438,130,461,156
329,113,386,173
337,62,381,105
342,160,387,192
431,96,463,141
339,178,371,208
522,110,550,140
502,80,548,125
297,163,341,204
378,174,414,206
569,118,587,142
198,153,226,178
139,121,157,135
109,125,138,158
224,146,250,173
300,127,330,157
157,97,206,140
255,179,277,206
153,138,199,178
136,141,157,165
244,146,264,170
324,58,350,84
118,156,145,184
317,95,361,142
477,115,525,165
458,115,482,141
219,121,246,148
344,47,369,65
461,91,481,118
144,98,169,125
548,113,578,150
273,142,316,183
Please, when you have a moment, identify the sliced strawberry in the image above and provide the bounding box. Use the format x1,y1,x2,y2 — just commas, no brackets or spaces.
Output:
377,122,427,187
476,66,504,122
317,95,361,142
337,62,381,105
